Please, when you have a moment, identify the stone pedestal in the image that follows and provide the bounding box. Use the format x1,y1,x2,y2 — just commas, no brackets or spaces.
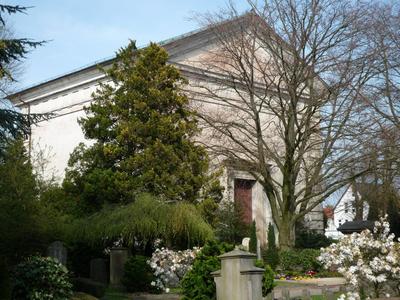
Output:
110,248,129,287
212,248,264,300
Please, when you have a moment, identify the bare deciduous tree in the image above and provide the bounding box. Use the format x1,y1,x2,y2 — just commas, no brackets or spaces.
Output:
189,0,374,248
352,2,400,211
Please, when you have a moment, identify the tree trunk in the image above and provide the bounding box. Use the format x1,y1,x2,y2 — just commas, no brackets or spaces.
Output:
277,218,296,250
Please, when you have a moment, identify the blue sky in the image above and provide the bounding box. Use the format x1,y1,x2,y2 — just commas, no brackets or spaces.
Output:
5,0,249,90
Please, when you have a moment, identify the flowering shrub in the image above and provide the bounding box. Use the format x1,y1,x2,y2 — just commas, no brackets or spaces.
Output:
318,216,400,299
12,256,73,300
148,247,200,292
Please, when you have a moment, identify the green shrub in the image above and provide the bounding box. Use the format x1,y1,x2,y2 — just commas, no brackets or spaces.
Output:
0,257,11,300
215,201,249,244
254,260,276,296
316,270,342,278
280,249,321,273
72,278,106,298
121,255,160,293
249,220,257,253
12,256,73,300
295,231,334,249
263,223,279,270
181,240,234,300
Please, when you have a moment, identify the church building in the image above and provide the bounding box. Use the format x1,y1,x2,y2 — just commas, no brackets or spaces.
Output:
8,14,324,245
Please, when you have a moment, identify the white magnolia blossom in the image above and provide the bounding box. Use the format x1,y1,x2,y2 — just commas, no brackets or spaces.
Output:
318,216,400,299
148,246,201,291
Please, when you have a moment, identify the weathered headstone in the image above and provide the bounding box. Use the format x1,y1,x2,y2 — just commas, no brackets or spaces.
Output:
110,247,129,287
211,248,264,300
242,237,250,251
90,258,108,284
47,241,67,266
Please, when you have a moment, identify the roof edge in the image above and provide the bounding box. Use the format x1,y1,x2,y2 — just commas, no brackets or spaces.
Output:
8,11,255,101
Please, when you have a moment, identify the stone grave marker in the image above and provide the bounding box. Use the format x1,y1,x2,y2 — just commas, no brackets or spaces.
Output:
110,247,129,287
90,258,108,284
47,241,67,266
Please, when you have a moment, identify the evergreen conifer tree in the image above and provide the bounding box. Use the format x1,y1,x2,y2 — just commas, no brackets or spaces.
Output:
64,41,217,212
0,5,46,156
249,220,257,253
263,223,280,270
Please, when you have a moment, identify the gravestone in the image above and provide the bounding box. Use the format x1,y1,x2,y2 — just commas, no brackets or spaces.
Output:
110,247,129,287
47,241,67,266
90,258,108,284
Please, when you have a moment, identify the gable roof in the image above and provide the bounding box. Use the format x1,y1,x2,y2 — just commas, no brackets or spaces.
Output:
333,184,352,210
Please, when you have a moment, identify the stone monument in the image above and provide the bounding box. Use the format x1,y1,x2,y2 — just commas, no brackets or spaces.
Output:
110,247,129,287
47,241,67,266
212,248,264,300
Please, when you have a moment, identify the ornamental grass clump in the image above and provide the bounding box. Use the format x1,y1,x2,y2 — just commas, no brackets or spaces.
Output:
318,216,400,300
70,193,214,247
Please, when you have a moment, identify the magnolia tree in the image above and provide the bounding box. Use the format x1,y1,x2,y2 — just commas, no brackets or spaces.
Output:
318,217,400,299
148,247,200,292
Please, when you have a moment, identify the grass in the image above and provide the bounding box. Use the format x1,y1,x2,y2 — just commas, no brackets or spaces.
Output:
169,287,182,294
100,288,130,300
71,293,98,300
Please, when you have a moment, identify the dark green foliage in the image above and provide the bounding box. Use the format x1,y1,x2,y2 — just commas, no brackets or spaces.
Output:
0,109,48,157
0,257,11,300
280,249,322,273
249,220,257,253
72,278,106,298
0,140,48,265
197,198,219,227
262,264,276,296
295,231,334,249
67,241,107,278
316,270,342,278
215,201,249,244
12,256,73,300
122,256,160,293
254,260,276,296
0,5,47,156
0,5,44,79
64,41,216,212
181,240,234,300
263,223,279,270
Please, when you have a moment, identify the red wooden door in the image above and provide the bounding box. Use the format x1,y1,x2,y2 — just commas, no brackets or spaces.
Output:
234,179,254,224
